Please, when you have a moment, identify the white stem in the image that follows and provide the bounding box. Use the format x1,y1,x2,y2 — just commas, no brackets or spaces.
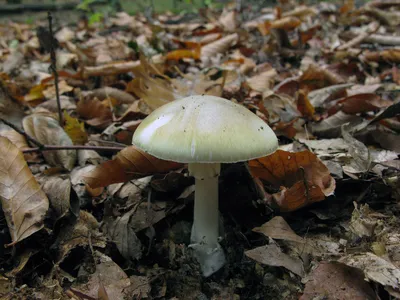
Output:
188,162,225,277
191,168,219,246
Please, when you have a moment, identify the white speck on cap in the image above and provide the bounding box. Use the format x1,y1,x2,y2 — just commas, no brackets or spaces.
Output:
132,95,278,163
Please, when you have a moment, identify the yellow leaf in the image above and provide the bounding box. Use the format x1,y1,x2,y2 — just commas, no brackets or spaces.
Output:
24,84,45,102
63,112,88,145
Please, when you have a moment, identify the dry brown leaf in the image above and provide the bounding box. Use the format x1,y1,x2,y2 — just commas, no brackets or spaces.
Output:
83,60,141,78
246,69,277,93
76,96,113,129
0,137,49,245
245,242,305,277
249,150,335,212
296,90,315,119
300,262,376,300
40,176,78,220
0,130,29,150
42,80,73,99
84,146,183,188
300,64,345,91
69,252,133,300
103,209,143,261
201,33,238,60
23,114,77,170
218,10,238,32
282,6,317,19
338,93,392,114
87,87,136,104
253,216,304,243
126,56,178,110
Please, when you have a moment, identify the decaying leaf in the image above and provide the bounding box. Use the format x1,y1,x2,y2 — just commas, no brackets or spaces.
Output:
55,210,106,261
300,262,376,300
341,124,371,174
76,96,113,129
249,149,335,212
23,114,77,170
40,176,79,220
245,240,305,277
103,209,143,261
338,93,392,114
201,33,238,60
84,146,183,188
68,251,147,300
0,137,49,244
339,252,400,297
252,216,304,243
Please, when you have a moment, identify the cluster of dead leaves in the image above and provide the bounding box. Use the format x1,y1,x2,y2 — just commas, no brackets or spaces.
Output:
0,0,399,298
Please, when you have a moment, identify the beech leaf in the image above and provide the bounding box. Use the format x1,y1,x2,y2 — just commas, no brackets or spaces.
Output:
84,146,183,188
22,114,77,170
249,149,335,212
0,136,49,244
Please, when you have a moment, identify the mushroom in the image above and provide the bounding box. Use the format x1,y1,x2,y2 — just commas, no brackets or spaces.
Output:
132,95,278,277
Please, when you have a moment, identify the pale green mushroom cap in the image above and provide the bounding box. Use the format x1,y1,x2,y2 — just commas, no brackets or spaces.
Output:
132,95,278,163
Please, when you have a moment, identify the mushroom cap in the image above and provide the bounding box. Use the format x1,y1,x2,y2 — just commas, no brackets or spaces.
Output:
132,95,278,163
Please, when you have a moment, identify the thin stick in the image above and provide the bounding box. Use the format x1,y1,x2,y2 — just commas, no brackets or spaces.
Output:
23,145,124,153
48,12,63,126
0,118,44,148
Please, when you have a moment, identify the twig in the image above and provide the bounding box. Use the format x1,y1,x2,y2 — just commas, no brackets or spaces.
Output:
22,145,124,153
0,118,44,148
47,12,63,126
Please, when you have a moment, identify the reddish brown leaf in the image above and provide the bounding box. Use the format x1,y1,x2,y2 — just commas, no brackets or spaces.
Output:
297,90,315,119
299,64,344,91
249,150,335,212
76,96,113,129
339,93,392,114
84,146,183,188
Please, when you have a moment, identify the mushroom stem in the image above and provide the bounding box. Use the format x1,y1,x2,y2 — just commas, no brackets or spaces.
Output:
188,162,226,277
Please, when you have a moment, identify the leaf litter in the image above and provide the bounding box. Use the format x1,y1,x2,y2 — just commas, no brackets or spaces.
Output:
0,0,399,298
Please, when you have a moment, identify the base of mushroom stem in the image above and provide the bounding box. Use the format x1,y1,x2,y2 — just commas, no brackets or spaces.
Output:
189,242,226,277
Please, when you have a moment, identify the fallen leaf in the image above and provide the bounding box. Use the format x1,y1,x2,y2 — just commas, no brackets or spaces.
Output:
40,176,79,220
339,252,400,296
300,262,376,300
42,80,73,99
56,210,106,261
338,93,392,114
201,33,238,60
246,69,277,93
63,112,88,145
249,149,335,212
87,87,136,104
245,241,305,277
23,114,77,170
76,96,113,129
84,145,183,188
24,84,46,103
0,136,49,245
103,209,143,261
296,90,315,119
253,216,304,243
69,251,132,300
299,64,344,91
341,124,371,174
166,46,201,61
